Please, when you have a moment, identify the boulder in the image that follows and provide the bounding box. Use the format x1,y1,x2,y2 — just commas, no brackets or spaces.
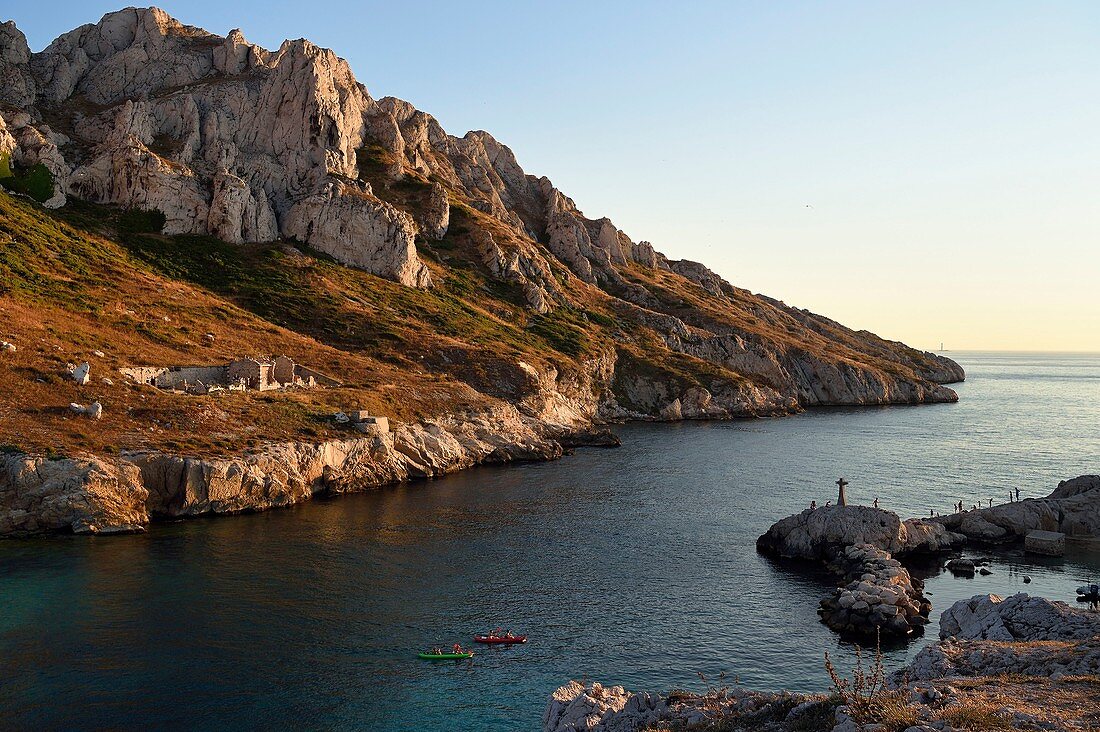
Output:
70,361,90,384
939,593,1100,641
1024,529,1065,556
0,340,15,352
945,558,975,576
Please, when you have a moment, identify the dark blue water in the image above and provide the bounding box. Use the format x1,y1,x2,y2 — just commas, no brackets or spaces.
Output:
2,352,1099,730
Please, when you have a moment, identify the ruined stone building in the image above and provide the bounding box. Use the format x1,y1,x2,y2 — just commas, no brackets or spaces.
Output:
120,356,339,394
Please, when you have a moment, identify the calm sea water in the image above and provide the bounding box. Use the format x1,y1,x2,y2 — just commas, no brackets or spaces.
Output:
2,352,1099,730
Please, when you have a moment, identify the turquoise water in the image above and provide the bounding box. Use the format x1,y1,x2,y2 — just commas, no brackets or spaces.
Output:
1,352,1099,729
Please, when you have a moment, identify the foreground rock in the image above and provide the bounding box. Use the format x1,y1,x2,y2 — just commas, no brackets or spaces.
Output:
937,593,1100,642
543,680,829,732
547,594,1100,732
934,475,1100,544
756,504,963,559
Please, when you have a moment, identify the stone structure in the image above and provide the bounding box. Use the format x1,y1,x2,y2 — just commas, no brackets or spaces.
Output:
120,356,338,394
818,543,931,637
1024,529,1065,556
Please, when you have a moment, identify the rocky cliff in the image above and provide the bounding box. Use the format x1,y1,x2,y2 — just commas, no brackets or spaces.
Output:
1,7,965,536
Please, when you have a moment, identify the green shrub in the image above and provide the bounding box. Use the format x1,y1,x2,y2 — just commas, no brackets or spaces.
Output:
0,161,55,203
527,311,589,357
118,208,166,234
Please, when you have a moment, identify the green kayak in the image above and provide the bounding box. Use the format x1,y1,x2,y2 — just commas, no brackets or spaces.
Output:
418,651,473,660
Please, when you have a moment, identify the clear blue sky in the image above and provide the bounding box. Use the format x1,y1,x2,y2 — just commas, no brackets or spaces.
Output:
10,2,1100,351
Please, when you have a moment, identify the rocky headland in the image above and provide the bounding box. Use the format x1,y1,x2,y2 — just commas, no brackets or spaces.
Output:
754,476,1100,640
932,475,1100,545
0,7,965,537
757,504,965,638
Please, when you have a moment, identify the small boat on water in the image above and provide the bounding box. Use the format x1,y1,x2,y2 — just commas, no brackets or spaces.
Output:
418,651,474,660
474,629,527,644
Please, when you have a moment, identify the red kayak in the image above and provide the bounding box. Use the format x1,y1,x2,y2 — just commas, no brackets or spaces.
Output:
474,633,527,644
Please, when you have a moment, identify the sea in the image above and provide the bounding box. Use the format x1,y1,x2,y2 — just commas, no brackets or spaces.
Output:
2,351,1099,730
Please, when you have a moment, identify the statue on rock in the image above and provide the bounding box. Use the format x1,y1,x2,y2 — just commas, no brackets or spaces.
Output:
836,477,849,507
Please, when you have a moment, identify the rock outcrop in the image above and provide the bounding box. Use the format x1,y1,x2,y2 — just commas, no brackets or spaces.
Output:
758,505,964,637
937,593,1100,642
900,593,1100,690
756,505,963,560
0,452,147,534
904,634,1100,683
934,475,1100,543
543,680,824,732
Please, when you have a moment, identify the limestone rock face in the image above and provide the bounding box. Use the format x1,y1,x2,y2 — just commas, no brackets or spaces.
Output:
0,21,35,107
283,182,431,287
2,7,432,286
756,505,964,560
416,181,449,240
1,402,582,536
938,593,1100,642
0,453,148,534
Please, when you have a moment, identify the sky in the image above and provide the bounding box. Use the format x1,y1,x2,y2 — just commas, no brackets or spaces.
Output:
9,1,1100,351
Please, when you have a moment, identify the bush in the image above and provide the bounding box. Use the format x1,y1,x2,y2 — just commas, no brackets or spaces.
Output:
118,208,166,234
824,632,921,731
0,160,55,203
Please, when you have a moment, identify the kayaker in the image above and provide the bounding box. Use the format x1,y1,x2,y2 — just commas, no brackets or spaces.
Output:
452,643,462,654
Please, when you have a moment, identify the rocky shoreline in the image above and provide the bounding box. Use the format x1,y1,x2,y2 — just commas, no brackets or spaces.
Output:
0,405,617,537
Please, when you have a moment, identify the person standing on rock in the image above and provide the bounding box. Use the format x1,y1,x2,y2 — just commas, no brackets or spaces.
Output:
810,500,816,510
1016,487,1021,502
873,497,879,509
988,498,993,507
